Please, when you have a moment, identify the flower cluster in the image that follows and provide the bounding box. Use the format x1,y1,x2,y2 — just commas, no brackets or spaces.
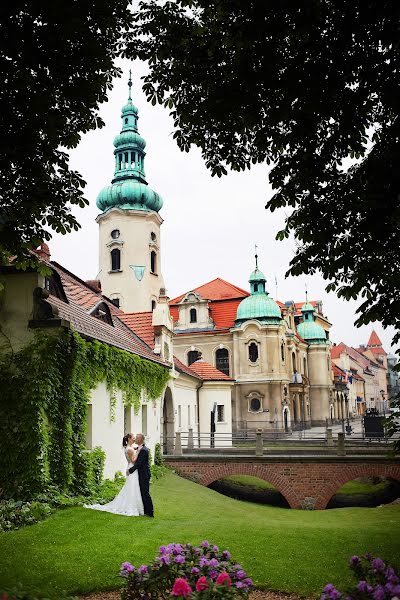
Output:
120,541,253,600
321,554,400,600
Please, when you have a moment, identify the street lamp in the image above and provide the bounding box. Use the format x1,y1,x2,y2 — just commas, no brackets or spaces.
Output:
380,390,386,415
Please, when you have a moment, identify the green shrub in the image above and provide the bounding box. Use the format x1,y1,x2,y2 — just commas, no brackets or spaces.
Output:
0,500,53,532
154,443,164,466
151,464,168,481
89,446,106,487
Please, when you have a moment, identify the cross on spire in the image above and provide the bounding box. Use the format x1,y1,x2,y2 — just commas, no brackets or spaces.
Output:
255,244,258,269
305,282,308,303
128,69,132,100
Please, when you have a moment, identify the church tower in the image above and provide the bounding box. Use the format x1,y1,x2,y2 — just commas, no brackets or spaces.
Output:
96,73,165,312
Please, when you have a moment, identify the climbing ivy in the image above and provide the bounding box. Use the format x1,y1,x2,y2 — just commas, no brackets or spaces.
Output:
0,328,170,499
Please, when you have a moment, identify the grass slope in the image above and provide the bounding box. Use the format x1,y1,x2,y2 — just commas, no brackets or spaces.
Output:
0,472,399,599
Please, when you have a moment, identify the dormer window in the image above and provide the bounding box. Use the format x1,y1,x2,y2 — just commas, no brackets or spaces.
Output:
190,308,197,323
151,300,157,311
90,301,113,326
111,248,121,271
249,342,259,363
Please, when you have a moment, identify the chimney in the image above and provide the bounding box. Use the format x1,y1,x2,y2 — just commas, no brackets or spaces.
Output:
35,242,51,261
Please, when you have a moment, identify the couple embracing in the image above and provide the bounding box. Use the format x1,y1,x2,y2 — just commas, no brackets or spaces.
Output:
85,433,154,517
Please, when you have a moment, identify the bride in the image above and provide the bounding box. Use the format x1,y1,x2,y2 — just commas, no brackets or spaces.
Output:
84,433,144,516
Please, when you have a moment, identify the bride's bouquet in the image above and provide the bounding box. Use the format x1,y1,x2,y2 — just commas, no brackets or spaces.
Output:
120,540,253,600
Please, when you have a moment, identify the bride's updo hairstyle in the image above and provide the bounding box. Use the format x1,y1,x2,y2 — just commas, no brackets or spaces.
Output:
122,433,133,447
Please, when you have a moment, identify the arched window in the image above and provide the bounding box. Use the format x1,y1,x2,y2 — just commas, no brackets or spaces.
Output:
249,342,259,363
188,350,200,366
111,248,120,271
215,348,229,375
190,308,197,323
150,251,157,274
254,283,258,292
250,397,261,412
151,300,156,311
303,356,307,375
292,352,296,372
281,342,285,362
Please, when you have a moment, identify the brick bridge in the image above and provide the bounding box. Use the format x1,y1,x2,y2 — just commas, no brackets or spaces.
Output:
164,455,400,510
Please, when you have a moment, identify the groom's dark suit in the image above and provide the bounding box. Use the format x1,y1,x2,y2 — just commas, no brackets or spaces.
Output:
128,445,154,517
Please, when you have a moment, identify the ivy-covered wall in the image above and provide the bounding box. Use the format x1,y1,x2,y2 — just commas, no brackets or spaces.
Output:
0,328,170,499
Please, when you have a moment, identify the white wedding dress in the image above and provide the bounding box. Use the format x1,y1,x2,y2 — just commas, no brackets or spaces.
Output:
84,447,144,516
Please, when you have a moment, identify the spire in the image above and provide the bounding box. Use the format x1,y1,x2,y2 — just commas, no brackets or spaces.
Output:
128,69,132,101
96,70,163,213
367,330,383,348
255,244,258,269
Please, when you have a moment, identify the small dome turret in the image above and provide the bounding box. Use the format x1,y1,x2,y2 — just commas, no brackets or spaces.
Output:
235,257,281,326
297,301,326,344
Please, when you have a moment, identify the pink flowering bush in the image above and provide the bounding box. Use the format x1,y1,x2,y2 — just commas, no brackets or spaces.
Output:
120,541,252,600
321,554,400,600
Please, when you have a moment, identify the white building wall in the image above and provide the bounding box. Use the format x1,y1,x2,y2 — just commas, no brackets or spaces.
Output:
173,376,199,446
198,383,233,447
88,382,163,479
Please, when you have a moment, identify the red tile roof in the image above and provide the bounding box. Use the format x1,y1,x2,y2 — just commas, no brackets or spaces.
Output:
170,278,249,304
44,261,168,366
188,360,234,381
173,356,202,380
332,363,346,378
119,312,155,348
331,342,381,371
356,346,386,356
368,330,383,347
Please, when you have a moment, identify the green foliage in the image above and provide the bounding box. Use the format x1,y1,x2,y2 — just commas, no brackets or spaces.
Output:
154,443,164,466
126,1,400,349
88,447,106,488
0,586,78,600
0,500,53,533
0,328,169,499
151,465,168,481
0,473,399,598
0,0,132,270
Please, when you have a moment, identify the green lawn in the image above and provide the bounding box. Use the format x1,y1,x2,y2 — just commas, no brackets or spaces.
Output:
224,474,276,490
337,480,389,495
0,472,399,599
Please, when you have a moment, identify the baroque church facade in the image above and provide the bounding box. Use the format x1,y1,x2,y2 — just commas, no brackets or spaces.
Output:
94,76,334,437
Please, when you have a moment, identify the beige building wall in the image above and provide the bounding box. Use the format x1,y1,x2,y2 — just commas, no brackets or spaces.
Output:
0,271,43,352
306,344,332,425
97,207,164,313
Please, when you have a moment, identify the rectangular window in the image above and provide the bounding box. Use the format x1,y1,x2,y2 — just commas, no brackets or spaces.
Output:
86,404,93,449
178,405,182,428
141,404,148,435
217,405,225,423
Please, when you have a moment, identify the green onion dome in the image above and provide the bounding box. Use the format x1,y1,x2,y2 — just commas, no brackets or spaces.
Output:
96,72,163,214
235,265,282,325
297,302,327,344
97,180,163,213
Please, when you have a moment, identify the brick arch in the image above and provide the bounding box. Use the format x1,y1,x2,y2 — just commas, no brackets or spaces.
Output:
198,464,298,509
317,464,400,510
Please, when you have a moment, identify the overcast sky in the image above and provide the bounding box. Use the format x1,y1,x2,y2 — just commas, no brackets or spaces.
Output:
49,58,395,353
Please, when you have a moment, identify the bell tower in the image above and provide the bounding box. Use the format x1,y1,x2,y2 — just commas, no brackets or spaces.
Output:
96,72,165,312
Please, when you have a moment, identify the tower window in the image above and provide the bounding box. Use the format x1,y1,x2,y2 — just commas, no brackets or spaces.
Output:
111,248,121,271
150,251,157,274
131,151,135,167
292,352,296,372
254,283,258,292
190,308,197,323
188,350,200,366
111,229,120,239
119,154,122,169
150,232,157,242
303,356,307,375
249,342,259,363
125,117,128,124
281,342,285,362
216,348,229,375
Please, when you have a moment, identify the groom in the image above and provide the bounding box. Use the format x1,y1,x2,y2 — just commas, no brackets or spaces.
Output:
127,433,154,518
